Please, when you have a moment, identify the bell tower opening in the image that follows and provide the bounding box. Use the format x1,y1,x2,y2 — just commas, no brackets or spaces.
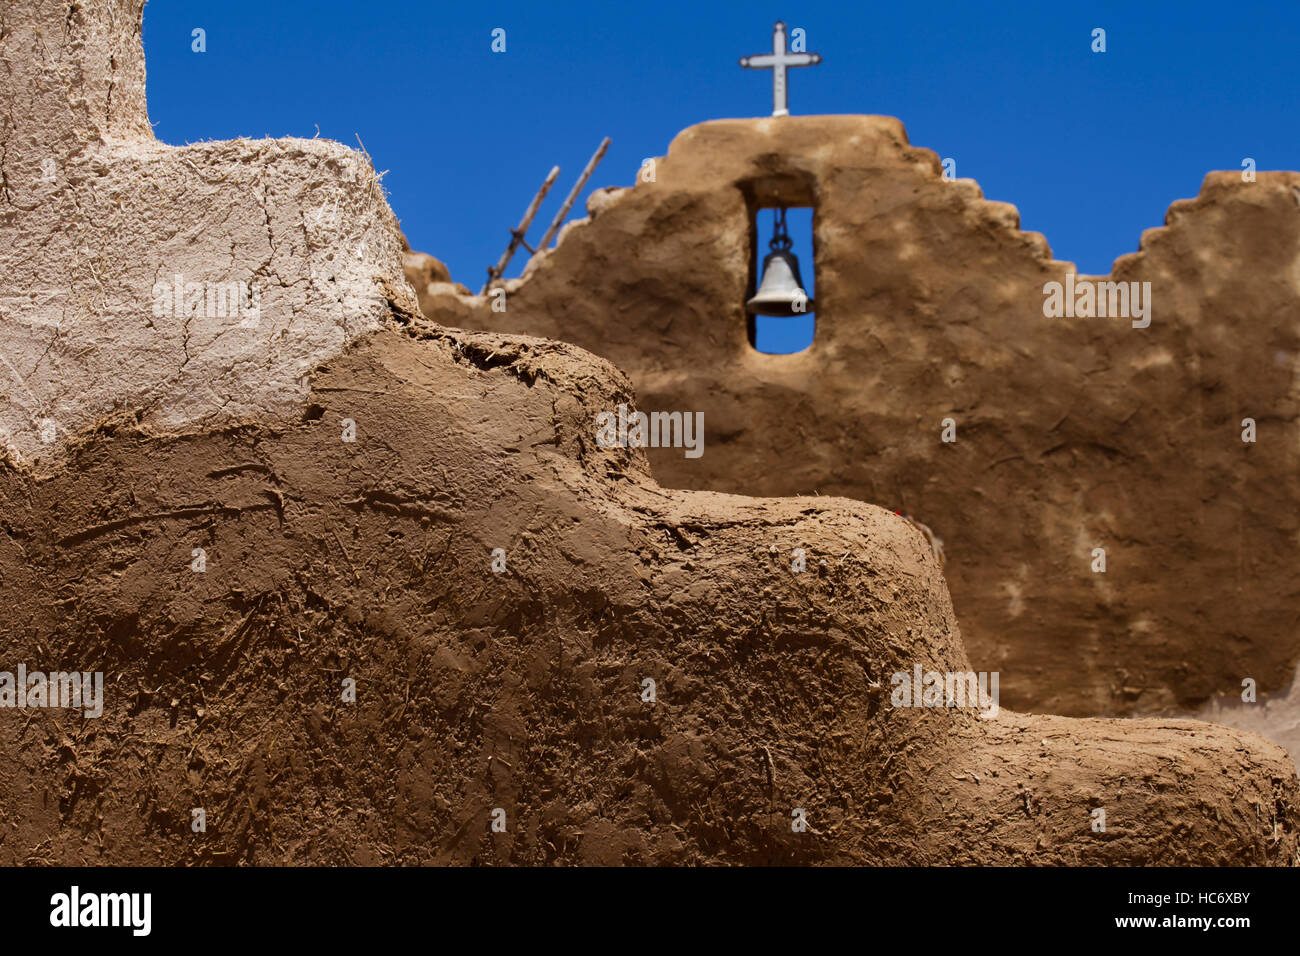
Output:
747,205,816,354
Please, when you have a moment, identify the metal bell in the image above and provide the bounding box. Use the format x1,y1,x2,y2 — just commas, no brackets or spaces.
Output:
746,208,814,316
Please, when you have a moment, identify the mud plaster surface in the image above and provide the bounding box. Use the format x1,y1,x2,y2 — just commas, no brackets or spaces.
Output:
413,115,1300,732
2,324,1295,865
0,0,1296,865
0,0,414,465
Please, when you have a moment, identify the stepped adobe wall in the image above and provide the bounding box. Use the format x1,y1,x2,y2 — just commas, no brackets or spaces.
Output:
0,0,1294,864
412,116,1300,719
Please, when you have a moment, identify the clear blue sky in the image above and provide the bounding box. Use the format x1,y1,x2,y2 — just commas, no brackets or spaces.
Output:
143,0,1299,348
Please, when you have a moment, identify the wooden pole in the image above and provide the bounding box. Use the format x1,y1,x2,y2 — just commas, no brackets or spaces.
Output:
530,137,612,262
482,165,561,294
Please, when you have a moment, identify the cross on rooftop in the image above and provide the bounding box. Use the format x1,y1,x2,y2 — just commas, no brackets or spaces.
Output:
739,21,822,118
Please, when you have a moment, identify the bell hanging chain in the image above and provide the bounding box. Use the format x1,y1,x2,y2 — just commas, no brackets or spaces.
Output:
770,207,793,252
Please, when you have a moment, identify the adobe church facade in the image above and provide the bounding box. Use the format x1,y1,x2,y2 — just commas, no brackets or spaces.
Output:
413,116,1300,720
0,0,1295,865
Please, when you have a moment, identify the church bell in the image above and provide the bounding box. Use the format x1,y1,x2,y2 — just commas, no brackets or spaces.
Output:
746,207,814,317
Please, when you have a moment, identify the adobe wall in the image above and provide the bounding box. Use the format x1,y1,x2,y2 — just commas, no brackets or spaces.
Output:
0,0,1295,865
415,116,1300,718
0,0,415,466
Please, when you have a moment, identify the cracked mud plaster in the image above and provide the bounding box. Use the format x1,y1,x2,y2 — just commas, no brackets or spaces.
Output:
0,0,1296,866
0,0,418,466
3,322,1297,864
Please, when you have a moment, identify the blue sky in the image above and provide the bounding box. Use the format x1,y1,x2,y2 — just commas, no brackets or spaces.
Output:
143,0,1299,350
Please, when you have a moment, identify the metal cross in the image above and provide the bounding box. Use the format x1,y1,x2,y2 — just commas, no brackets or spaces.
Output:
739,21,822,117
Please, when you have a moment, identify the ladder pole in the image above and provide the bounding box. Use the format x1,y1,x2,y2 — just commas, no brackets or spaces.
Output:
530,137,611,261
482,164,561,294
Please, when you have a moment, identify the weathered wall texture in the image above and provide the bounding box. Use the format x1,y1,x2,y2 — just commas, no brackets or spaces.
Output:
6,325,1298,865
414,117,1300,719
0,0,1296,865
0,0,414,466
